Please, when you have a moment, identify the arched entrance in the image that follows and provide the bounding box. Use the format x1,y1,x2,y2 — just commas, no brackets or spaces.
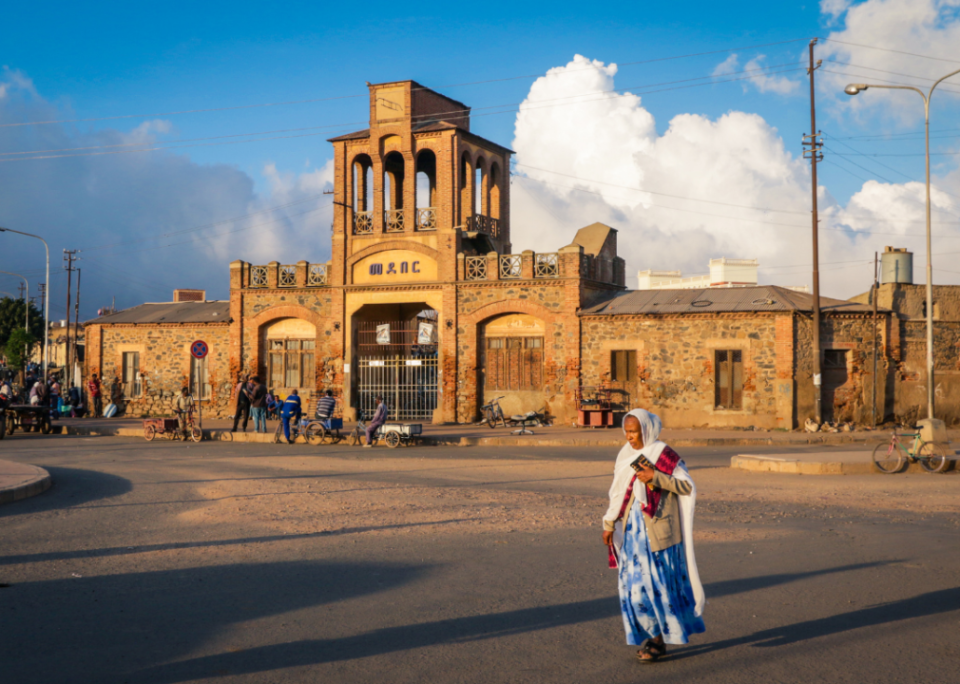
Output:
352,302,438,421
262,317,316,395
480,313,546,417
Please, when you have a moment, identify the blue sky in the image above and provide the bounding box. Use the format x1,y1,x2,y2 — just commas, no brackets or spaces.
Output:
2,0,959,316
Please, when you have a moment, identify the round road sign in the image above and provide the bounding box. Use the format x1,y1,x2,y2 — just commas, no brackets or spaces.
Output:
191,340,209,359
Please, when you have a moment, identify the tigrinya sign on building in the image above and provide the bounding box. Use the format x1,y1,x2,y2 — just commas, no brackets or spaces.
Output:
353,250,438,284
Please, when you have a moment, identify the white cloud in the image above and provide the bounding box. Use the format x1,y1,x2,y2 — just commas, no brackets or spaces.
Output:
0,70,333,314
712,53,800,95
821,0,854,20
820,0,960,121
511,55,960,297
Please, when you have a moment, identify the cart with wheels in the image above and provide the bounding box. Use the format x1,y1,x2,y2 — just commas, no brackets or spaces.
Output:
305,417,344,445
143,417,202,442
379,422,422,448
4,405,53,435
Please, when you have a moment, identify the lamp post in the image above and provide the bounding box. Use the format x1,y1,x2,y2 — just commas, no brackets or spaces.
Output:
0,227,50,382
0,271,29,330
845,67,960,421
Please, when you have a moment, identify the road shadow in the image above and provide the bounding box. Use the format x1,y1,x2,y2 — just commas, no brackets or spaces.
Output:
0,517,475,566
672,585,960,659
3,559,433,684
0,466,132,518
126,596,619,683
704,561,894,599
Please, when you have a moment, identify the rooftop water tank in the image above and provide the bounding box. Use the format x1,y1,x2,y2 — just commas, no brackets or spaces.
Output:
880,246,913,285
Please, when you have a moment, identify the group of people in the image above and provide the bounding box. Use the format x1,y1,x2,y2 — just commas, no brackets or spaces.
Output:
0,369,122,420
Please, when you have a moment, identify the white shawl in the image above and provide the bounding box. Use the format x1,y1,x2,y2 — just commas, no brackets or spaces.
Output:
603,408,705,617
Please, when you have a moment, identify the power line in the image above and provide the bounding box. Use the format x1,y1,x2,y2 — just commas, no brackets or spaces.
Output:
0,37,810,129
820,38,960,65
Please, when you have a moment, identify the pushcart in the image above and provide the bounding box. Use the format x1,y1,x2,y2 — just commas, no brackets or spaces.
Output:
379,422,422,448
3,404,53,435
143,416,202,442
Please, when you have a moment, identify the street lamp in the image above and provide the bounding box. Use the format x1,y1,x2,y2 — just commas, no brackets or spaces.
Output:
0,270,29,330
845,67,960,422
0,227,50,382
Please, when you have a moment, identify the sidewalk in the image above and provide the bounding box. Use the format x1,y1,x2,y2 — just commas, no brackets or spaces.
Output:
0,459,52,505
732,450,959,475
42,416,960,448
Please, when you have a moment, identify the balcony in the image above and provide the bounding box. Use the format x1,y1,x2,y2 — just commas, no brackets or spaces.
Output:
499,255,522,279
465,256,487,280
353,211,374,235
465,213,500,238
416,207,437,231
384,209,405,233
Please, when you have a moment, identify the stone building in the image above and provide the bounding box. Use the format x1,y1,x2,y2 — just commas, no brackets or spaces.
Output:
84,79,956,427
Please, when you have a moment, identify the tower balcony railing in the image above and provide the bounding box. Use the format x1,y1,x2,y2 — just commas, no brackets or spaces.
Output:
465,256,487,280
353,211,374,235
242,262,330,289
499,255,522,279
278,265,297,287
466,213,500,238
416,207,437,231
384,209,406,232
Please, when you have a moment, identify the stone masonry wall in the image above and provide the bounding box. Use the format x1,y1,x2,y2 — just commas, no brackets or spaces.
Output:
93,324,232,418
579,313,791,429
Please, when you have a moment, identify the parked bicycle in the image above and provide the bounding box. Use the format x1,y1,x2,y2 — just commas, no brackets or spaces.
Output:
480,396,507,429
872,426,948,474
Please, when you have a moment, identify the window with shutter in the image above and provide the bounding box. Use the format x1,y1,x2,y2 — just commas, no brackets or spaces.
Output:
715,350,743,410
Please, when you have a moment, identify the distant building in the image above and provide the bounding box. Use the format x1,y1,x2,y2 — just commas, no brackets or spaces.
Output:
638,258,808,293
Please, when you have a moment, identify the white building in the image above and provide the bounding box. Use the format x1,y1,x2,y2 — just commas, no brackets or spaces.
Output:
637,258,808,292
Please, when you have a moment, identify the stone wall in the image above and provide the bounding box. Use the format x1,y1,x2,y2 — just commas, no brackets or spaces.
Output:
88,323,232,417
579,313,792,429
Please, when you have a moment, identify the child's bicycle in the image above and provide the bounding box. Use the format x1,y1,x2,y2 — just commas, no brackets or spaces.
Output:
872,427,949,474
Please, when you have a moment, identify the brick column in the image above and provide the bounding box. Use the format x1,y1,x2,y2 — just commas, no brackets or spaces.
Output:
296,261,308,287
486,252,500,281
521,250,535,279
440,284,458,423
266,262,279,289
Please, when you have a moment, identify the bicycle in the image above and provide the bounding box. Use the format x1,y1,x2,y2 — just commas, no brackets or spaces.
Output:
872,427,948,474
347,412,384,446
480,396,506,429
274,415,309,444
144,411,202,443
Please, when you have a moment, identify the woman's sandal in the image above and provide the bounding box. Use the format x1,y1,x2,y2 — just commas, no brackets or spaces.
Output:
637,640,667,663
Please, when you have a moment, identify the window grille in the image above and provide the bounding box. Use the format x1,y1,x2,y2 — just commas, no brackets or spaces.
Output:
499,255,522,279
278,265,297,288
465,256,487,280
308,264,327,286
384,209,405,232
250,265,268,288
268,338,315,389
416,207,437,231
535,253,559,278
715,349,743,410
823,350,848,369
354,210,374,235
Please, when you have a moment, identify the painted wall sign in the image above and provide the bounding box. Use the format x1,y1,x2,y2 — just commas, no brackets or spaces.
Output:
352,250,438,284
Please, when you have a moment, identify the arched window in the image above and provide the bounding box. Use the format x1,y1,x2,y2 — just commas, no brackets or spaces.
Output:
352,154,373,212
459,152,473,225
383,151,406,232
415,150,437,230
475,157,487,215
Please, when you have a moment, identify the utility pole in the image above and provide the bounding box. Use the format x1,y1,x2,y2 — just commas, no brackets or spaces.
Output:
63,250,79,386
872,252,879,427
803,38,824,424
74,268,82,388
38,282,46,357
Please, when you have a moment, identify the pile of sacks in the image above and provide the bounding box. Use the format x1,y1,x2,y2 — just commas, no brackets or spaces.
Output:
804,418,857,433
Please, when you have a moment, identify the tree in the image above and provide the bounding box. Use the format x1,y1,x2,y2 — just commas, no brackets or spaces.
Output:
0,296,44,352
4,328,36,371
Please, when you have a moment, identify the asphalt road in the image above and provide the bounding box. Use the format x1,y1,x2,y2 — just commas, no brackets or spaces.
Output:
2,434,959,684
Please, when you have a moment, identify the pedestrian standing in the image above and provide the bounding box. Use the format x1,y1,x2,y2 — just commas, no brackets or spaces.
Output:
364,395,388,448
173,387,194,441
280,389,302,444
603,408,705,663
248,376,268,433
88,374,103,418
231,374,251,433
110,376,123,415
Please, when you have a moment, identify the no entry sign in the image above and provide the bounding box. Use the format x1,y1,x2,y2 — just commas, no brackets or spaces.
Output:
191,340,209,359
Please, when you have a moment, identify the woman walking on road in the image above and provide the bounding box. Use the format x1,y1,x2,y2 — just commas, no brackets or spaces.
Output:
603,408,705,663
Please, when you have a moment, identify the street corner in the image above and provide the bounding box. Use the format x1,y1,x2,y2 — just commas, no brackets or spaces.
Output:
0,459,52,505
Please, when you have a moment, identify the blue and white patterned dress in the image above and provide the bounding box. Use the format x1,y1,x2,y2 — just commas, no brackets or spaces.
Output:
618,497,705,645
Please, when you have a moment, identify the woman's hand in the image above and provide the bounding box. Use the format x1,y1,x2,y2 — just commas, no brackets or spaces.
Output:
603,530,614,546
636,464,655,484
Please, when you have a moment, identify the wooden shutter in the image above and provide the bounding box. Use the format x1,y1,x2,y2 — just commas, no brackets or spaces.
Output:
715,350,730,408
731,350,743,409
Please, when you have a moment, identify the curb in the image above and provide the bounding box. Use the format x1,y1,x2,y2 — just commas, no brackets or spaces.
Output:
0,463,52,505
53,423,896,449
731,454,957,475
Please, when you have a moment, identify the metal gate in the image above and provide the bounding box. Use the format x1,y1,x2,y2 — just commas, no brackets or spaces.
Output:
357,355,438,421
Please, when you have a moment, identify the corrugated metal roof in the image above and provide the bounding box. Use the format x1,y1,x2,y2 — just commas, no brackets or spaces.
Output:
87,301,231,325
327,129,370,142
580,285,880,316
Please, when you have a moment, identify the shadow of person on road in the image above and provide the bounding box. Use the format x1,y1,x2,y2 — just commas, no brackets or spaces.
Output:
5,559,434,684
0,466,132,518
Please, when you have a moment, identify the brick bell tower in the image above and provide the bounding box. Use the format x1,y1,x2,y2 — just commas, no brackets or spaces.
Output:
325,80,514,423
